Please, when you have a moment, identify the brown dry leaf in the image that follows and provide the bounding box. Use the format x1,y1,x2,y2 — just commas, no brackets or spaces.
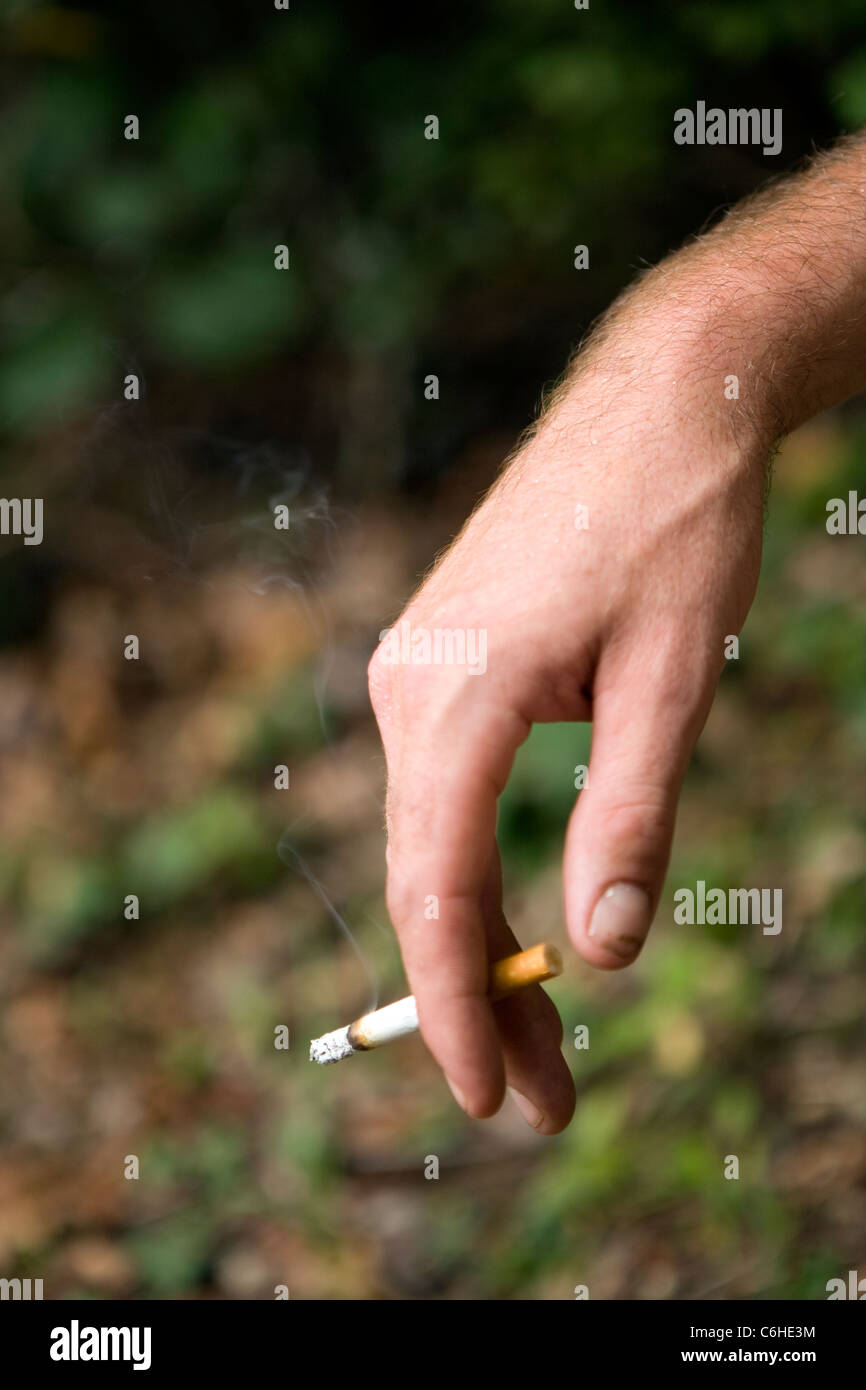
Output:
62,1235,136,1293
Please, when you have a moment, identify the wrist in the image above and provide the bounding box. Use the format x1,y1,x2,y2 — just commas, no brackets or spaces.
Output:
616,260,797,450
634,151,866,438
544,272,782,469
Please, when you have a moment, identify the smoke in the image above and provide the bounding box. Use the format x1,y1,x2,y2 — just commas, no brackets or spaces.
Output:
277,826,379,1014
54,407,384,1009
52,407,339,590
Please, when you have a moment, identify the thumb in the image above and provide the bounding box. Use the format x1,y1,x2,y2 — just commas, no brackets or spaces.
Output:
564,652,714,969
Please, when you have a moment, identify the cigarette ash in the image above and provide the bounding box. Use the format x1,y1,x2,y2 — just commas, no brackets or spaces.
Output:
309,1025,355,1064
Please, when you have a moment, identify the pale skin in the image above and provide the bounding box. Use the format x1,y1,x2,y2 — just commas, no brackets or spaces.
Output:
368,133,866,1133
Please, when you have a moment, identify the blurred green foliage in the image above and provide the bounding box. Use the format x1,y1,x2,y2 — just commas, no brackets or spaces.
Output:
4,0,866,441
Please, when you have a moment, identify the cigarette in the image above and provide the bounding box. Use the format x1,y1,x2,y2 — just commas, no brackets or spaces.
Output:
309,942,563,1065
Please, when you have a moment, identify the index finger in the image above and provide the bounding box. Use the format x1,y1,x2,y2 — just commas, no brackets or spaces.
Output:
371,659,527,1116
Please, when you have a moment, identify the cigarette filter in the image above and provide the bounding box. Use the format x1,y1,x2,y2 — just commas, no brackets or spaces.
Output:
309,942,562,1065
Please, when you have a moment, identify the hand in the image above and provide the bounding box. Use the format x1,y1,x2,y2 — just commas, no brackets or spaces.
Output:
369,291,769,1131
369,132,866,1131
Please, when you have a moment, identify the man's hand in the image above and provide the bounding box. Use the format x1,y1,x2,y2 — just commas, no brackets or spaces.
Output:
368,133,866,1132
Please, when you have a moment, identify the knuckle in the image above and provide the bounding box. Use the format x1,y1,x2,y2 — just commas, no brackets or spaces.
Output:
367,644,397,717
595,793,672,851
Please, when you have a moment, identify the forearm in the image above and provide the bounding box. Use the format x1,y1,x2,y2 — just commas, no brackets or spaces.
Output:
556,131,866,451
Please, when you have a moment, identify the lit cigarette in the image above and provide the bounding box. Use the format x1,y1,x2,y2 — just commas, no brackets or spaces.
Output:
309,942,563,1065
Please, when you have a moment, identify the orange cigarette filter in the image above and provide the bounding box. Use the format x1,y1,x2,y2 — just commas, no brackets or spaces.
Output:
489,942,563,1000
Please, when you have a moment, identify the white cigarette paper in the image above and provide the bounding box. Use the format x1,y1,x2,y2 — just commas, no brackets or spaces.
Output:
310,997,419,1065
309,943,562,1065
